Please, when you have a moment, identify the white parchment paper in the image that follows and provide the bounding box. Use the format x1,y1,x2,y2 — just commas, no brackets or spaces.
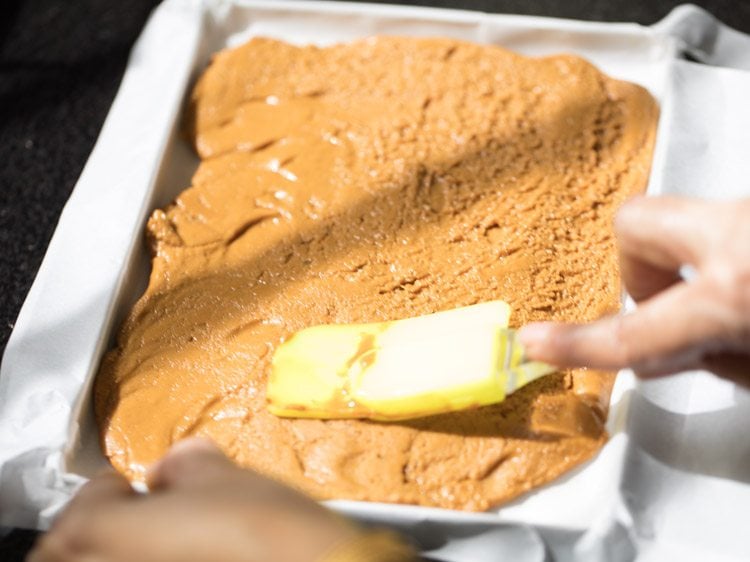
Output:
1,2,749,560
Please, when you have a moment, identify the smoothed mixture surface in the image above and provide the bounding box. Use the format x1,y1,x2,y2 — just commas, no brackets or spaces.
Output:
96,36,658,511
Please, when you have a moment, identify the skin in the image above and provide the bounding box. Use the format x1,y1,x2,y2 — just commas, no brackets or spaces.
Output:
30,195,749,561
28,439,362,562
519,196,750,385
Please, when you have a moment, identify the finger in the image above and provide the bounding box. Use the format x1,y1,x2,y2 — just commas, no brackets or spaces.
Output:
701,352,750,388
618,250,683,303
614,196,716,302
26,532,76,562
519,281,731,375
68,471,135,507
146,437,234,490
614,196,716,272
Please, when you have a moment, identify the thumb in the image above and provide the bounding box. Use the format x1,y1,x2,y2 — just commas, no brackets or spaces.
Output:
146,437,233,491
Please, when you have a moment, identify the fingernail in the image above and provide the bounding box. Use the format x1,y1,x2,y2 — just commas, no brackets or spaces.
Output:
168,437,222,457
145,438,223,489
518,323,552,358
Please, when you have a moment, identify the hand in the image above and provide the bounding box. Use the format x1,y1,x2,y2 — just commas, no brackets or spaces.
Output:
519,196,750,385
28,439,361,562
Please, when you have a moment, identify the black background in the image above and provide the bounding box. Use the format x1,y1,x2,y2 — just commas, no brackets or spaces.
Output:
1,0,749,558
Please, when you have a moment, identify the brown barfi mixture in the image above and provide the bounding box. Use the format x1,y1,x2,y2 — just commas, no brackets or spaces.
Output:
95,37,658,511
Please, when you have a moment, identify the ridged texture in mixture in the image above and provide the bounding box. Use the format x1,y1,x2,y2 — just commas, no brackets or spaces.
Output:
95,37,658,510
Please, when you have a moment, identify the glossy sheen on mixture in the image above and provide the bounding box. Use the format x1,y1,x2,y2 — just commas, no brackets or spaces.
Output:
95,37,658,511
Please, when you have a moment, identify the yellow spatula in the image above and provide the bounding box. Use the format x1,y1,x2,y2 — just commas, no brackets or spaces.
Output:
266,301,554,421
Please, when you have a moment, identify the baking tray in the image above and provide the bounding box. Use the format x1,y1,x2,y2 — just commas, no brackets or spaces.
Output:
3,2,750,560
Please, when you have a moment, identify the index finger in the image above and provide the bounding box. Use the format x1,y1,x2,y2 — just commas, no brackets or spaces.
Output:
49,471,135,534
68,470,135,507
519,280,731,376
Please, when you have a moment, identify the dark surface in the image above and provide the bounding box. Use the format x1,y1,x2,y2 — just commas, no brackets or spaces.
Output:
1,0,749,558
